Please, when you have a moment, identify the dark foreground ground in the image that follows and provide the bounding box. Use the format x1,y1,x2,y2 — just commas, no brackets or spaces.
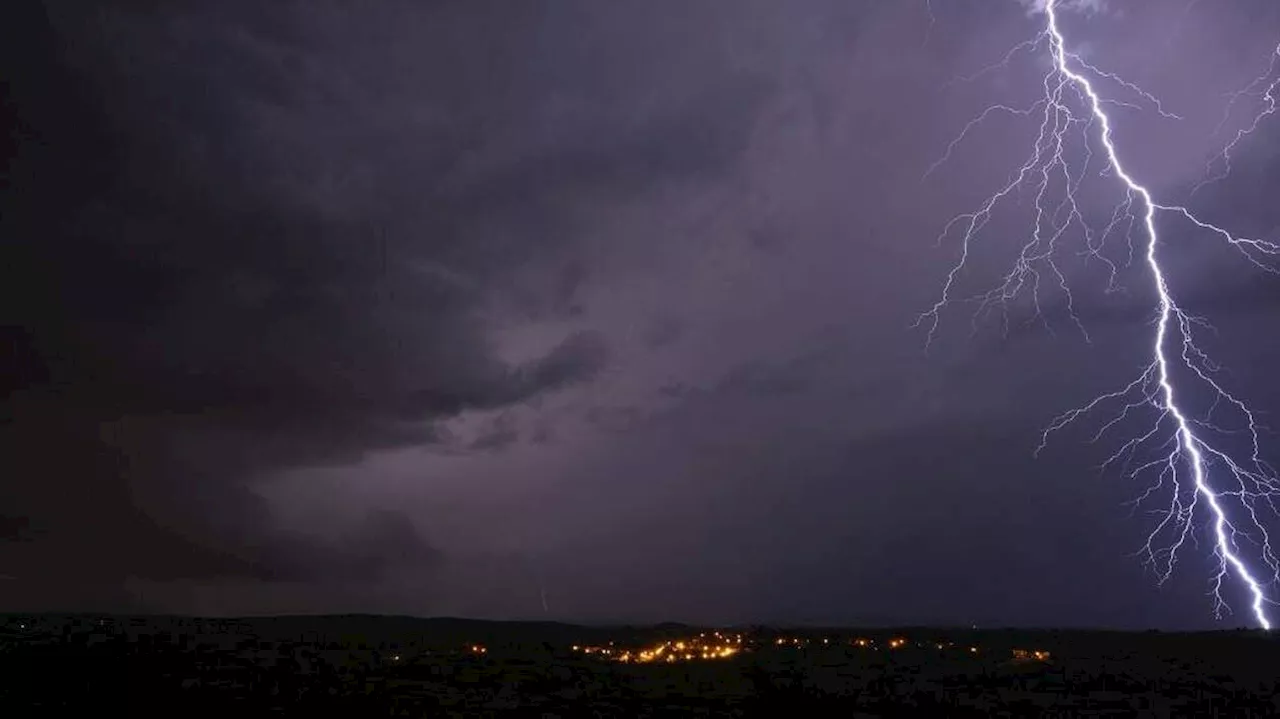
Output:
3,615,1279,717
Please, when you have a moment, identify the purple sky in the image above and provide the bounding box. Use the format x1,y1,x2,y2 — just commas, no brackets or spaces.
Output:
4,0,1280,628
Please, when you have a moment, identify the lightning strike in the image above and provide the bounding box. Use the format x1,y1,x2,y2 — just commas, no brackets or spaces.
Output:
1195,40,1280,195
919,0,1280,628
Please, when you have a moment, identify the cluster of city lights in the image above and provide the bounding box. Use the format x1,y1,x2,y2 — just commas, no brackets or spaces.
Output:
776,636,973,652
569,632,1050,665
572,631,745,664
771,636,1050,662
1012,648,1052,662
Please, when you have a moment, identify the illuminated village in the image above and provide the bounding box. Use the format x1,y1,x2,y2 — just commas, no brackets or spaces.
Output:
572,631,745,663
568,631,1050,666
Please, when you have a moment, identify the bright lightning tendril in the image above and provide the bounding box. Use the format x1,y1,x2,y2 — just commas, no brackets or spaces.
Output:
919,0,1280,628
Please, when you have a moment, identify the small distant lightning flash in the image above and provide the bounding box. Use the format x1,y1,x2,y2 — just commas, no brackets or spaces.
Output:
920,0,1280,628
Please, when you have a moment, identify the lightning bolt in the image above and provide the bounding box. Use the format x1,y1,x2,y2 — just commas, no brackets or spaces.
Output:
1195,39,1280,196
919,0,1280,628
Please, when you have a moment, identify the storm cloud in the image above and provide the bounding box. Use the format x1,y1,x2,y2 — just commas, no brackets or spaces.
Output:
4,0,1280,626
2,0,763,599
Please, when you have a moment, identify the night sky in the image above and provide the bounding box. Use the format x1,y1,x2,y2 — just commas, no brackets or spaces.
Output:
4,0,1280,629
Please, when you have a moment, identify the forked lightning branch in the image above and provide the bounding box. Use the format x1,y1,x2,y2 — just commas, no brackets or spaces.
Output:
918,0,1280,628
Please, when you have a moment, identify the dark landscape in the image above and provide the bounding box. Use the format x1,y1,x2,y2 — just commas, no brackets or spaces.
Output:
4,614,1279,716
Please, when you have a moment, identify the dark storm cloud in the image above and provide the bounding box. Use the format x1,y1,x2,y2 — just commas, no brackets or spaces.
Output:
0,0,767,602
640,315,685,349
662,333,849,401
7,0,1278,629
588,335,854,438
466,414,521,453
263,508,441,584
